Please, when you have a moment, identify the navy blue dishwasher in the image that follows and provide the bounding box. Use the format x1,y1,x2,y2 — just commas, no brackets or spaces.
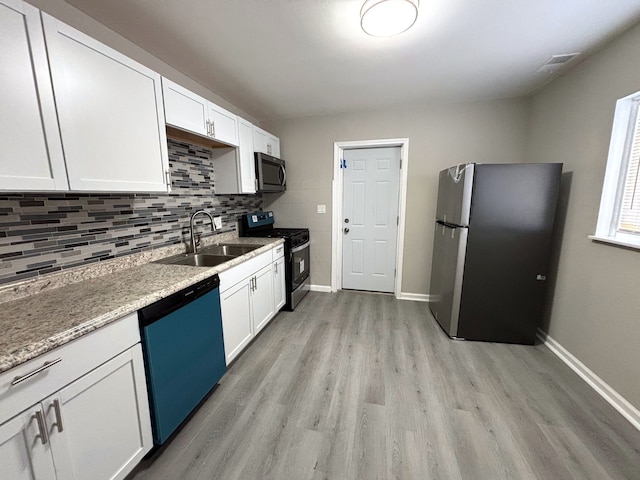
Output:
139,275,226,445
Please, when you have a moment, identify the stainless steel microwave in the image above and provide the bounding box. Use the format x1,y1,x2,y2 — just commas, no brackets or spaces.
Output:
255,152,286,192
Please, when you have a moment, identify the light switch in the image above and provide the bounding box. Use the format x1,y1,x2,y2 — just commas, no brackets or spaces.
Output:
213,216,223,230
317,204,326,214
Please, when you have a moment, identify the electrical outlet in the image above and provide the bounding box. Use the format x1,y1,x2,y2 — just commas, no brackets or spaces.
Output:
317,204,326,214
213,216,223,230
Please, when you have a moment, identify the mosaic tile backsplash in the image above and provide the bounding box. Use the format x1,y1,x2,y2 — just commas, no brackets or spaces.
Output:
0,139,262,285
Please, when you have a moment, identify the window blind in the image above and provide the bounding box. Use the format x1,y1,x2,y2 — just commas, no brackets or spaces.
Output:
618,105,640,234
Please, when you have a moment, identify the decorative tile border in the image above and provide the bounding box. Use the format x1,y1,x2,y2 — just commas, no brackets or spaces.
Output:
0,139,262,285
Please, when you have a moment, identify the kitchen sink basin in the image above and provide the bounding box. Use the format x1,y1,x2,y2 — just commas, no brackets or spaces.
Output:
155,253,236,267
200,244,260,256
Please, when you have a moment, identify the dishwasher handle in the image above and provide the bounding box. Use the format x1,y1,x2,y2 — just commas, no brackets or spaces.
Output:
139,275,220,327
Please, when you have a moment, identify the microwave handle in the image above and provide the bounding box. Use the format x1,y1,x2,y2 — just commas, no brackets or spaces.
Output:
279,165,286,186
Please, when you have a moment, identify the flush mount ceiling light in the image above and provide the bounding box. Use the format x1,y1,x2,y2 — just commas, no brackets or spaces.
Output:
360,0,419,37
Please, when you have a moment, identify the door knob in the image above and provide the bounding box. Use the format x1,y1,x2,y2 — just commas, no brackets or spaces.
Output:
343,227,349,234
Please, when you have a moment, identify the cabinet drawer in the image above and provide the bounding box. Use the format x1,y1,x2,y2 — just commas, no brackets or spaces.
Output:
272,244,285,262
219,249,273,292
0,313,140,424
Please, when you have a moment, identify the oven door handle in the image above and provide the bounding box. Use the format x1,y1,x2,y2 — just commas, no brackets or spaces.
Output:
291,241,310,253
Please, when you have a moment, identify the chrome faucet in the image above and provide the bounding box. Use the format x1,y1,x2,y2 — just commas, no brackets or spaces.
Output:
190,210,216,254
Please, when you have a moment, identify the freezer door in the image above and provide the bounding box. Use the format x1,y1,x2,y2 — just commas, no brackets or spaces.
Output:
435,163,474,226
429,222,468,337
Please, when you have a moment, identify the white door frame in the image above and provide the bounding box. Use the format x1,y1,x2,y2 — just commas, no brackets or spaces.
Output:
331,138,410,297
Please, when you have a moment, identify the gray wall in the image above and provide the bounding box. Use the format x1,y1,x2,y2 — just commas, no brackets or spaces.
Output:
264,98,530,292
525,22,640,409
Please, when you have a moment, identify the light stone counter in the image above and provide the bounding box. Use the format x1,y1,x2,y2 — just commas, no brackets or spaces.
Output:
0,237,283,374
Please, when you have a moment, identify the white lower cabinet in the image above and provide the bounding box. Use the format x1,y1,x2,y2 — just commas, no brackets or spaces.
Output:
273,246,286,312
252,264,276,335
219,278,253,365
47,346,150,480
0,406,56,479
0,314,152,480
220,247,288,365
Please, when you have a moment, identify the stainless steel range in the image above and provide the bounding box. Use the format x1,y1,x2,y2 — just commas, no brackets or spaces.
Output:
240,211,310,310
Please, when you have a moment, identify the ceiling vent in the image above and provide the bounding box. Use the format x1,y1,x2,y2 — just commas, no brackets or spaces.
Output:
537,53,580,73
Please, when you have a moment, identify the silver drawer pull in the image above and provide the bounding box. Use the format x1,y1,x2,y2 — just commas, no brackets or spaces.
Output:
12,358,62,386
51,399,64,433
33,410,48,445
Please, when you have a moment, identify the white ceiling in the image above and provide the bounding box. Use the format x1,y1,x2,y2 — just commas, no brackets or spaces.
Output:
64,0,640,121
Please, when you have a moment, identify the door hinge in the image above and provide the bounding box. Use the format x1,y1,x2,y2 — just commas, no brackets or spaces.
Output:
397,216,399,225
394,268,397,277
399,159,402,169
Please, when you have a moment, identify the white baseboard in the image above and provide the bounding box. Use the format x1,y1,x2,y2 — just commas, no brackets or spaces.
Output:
537,328,640,432
309,285,332,293
396,292,430,302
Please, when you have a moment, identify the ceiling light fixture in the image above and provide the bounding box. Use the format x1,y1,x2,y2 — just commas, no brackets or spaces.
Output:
360,0,419,37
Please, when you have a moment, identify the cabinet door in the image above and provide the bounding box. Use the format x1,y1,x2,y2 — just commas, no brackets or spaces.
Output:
220,280,253,365
207,102,238,146
253,126,280,158
0,404,57,479
162,78,208,137
273,256,286,312
47,345,152,480
252,126,269,155
42,13,169,192
268,134,281,159
238,117,257,193
0,0,67,191
252,264,275,335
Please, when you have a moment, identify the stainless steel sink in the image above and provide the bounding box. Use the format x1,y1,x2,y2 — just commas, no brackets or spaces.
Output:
200,244,260,256
155,253,236,267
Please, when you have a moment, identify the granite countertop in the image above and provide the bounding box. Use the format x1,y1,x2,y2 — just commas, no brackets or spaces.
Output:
0,237,284,374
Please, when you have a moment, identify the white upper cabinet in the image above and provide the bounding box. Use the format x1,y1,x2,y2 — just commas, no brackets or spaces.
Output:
208,102,239,146
42,13,170,192
0,0,67,191
162,78,208,137
162,77,239,146
238,118,257,193
214,117,256,194
253,126,280,158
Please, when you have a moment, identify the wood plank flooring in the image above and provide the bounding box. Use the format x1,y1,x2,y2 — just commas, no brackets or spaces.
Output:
129,291,640,480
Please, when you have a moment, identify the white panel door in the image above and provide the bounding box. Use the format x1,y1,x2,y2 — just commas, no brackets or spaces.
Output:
0,0,67,191
238,117,257,193
42,13,169,192
220,280,253,365
47,345,152,480
273,256,286,312
162,78,208,136
268,133,280,158
252,265,275,335
253,126,280,157
0,405,57,479
342,147,401,293
207,102,238,146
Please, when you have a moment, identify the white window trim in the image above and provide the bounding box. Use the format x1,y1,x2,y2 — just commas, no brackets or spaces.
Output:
591,91,640,250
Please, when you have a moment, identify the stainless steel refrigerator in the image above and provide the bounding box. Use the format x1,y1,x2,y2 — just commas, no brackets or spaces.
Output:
429,163,562,344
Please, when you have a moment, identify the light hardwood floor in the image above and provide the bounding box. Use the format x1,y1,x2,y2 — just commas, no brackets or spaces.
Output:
129,291,640,480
